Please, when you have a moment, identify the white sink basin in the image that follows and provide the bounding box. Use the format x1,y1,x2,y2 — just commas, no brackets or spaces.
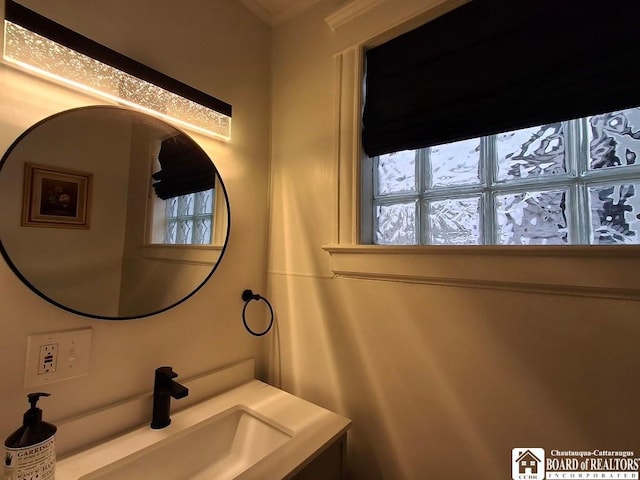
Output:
79,406,292,480
56,378,351,480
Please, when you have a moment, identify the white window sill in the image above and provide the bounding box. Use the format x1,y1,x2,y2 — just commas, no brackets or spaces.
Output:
139,244,222,265
322,244,640,301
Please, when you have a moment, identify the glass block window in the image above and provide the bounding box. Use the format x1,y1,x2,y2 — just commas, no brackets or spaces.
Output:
163,189,214,245
366,106,640,245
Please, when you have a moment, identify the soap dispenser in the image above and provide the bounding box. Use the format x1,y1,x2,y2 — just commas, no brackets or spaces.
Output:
4,392,56,480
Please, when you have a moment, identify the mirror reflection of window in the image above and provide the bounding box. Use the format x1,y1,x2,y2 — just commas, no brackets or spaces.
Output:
163,189,215,245
148,134,219,246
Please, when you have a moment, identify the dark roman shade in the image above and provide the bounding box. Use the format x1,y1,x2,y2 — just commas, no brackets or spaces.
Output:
152,135,216,200
362,0,640,158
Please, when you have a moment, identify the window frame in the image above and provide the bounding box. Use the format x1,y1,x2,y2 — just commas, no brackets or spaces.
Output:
322,8,640,301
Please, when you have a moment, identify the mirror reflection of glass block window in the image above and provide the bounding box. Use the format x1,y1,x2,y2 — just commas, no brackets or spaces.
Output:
163,189,214,245
366,106,640,245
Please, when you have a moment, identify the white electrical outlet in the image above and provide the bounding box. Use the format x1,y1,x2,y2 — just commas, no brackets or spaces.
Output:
25,328,92,387
38,343,58,374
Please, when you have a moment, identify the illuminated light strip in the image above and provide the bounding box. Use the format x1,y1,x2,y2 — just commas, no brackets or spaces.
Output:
2,3,231,140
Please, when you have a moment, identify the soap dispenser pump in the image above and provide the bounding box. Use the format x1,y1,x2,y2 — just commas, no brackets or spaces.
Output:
4,392,57,480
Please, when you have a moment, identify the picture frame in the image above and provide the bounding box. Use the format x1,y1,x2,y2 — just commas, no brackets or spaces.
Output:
22,162,92,229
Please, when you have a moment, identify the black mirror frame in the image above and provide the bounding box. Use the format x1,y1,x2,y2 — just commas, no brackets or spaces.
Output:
0,106,231,321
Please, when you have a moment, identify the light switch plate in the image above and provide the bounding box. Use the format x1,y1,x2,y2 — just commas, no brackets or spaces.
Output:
25,328,92,387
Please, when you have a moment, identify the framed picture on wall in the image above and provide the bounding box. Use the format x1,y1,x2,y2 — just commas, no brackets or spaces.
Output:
22,162,92,228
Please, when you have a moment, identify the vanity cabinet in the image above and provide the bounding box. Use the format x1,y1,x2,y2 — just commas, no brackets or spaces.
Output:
290,434,347,480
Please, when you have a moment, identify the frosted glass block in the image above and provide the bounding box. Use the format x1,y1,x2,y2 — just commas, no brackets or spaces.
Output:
429,138,480,187
163,191,213,244
193,219,213,245
4,22,231,139
588,107,640,170
164,221,177,244
496,123,566,181
376,150,416,195
375,202,416,245
588,182,640,244
176,220,193,244
496,189,568,245
428,197,481,245
177,195,194,217
165,197,178,218
194,189,214,215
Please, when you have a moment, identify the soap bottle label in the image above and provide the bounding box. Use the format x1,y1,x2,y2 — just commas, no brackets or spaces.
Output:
4,436,55,480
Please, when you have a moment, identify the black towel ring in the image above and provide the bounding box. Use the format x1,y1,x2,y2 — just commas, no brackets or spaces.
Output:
241,289,274,336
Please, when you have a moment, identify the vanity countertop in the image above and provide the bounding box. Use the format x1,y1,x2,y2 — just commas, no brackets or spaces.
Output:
56,379,351,480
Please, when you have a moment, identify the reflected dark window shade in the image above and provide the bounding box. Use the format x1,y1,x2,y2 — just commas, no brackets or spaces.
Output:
152,136,216,200
362,0,640,158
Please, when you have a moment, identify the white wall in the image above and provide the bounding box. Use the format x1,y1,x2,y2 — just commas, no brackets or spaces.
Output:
0,0,271,453
268,1,640,479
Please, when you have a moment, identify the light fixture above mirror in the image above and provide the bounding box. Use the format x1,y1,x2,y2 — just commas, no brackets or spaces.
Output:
2,0,232,140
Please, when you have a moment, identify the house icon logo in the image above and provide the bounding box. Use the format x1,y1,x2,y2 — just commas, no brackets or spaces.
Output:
512,448,545,480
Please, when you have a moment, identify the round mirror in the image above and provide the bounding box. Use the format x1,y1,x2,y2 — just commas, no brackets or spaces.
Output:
0,106,230,320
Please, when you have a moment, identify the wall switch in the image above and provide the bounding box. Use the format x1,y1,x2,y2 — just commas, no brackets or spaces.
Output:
25,328,92,387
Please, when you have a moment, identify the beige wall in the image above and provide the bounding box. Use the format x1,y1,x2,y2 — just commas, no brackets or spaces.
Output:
2,0,639,478
268,1,640,479
0,111,131,316
0,0,271,450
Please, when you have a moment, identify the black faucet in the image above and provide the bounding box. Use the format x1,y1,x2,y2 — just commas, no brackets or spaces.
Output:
150,366,189,429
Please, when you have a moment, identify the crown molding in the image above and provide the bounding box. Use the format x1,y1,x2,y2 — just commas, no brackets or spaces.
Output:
240,0,274,24
240,0,322,26
274,0,322,24
325,0,385,30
